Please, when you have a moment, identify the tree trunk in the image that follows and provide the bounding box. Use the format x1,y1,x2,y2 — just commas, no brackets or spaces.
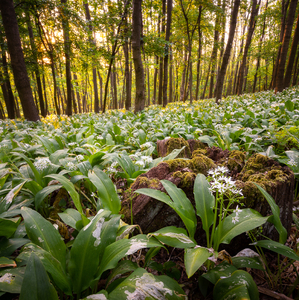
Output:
153,56,158,104
123,30,131,110
214,0,240,103
195,6,202,102
26,12,46,117
284,12,299,88
60,0,72,116
209,0,221,98
237,0,259,95
158,6,165,106
292,48,299,85
169,46,173,103
132,0,145,113
0,0,40,121
180,49,187,101
162,0,172,107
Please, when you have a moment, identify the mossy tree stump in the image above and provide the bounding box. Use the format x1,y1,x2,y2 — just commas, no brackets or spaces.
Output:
122,138,294,243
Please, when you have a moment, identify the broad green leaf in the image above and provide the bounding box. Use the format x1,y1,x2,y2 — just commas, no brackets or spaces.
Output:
0,267,24,294
202,261,237,285
88,169,121,214
251,240,299,261
108,268,186,300
231,257,264,270
11,152,43,186
97,235,163,279
213,270,259,300
184,247,212,278
49,149,69,165
45,174,82,214
34,184,62,210
68,209,111,294
2,181,27,212
216,209,268,245
0,217,21,238
58,208,82,230
193,174,214,234
0,238,30,257
0,257,16,268
21,207,66,268
17,243,71,295
135,188,174,208
149,227,195,248
36,136,57,154
285,99,294,111
19,253,59,300
254,183,287,244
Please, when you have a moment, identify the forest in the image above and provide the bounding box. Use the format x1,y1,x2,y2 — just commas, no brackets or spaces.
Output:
1,0,299,299
0,0,298,119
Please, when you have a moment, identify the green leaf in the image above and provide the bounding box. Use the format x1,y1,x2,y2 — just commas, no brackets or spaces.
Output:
34,184,62,210
89,152,105,167
108,268,186,300
0,238,30,257
88,169,121,214
184,247,212,278
49,149,69,165
0,257,16,268
213,270,259,300
202,261,237,285
251,240,299,261
0,267,24,294
253,183,287,244
68,209,111,294
135,188,174,208
216,209,268,245
17,243,71,295
193,174,214,234
2,181,28,212
231,257,264,270
19,253,59,300
285,99,294,111
21,207,66,268
45,174,82,214
149,227,196,248
58,208,82,230
0,217,21,238
97,235,163,279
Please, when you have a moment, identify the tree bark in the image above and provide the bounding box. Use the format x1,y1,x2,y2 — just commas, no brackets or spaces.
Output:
236,0,259,95
132,0,145,113
60,0,72,116
162,0,172,107
195,6,202,102
0,0,40,121
214,0,240,103
284,12,299,88
275,0,298,93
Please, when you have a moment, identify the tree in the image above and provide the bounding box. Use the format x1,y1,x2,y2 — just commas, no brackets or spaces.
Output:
132,0,145,113
214,0,241,103
275,0,298,93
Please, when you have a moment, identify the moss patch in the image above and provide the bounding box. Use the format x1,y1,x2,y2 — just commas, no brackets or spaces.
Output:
227,150,246,173
166,138,191,158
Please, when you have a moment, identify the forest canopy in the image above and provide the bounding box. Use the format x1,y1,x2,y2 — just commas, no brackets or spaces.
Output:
0,0,298,120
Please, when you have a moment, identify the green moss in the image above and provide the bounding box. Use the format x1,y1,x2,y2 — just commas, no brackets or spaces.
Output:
227,150,246,172
166,158,190,172
241,154,269,173
173,171,196,188
275,126,299,151
192,149,208,157
190,154,215,175
166,138,191,158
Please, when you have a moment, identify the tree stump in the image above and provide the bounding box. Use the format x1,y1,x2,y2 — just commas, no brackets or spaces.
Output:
121,139,294,243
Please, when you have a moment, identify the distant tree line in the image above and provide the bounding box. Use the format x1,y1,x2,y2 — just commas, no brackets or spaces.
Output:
0,0,298,121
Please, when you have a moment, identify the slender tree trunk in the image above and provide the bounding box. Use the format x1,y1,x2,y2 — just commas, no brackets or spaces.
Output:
292,48,299,85
158,6,165,105
153,56,158,104
26,12,46,117
284,12,299,88
162,0,172,107
180,49,187,101
275,0,298,92
237,0,259,95
123,25,131,110
132,0,145,113
195,6,202,101
215,0,240,103
0,0,40,121
209,0,221,98
169,46,173,103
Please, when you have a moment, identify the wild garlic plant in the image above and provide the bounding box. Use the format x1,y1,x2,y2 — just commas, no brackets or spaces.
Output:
207,166,244,251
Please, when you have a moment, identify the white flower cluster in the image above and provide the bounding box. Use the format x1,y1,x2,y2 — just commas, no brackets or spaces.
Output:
66,161,77,171
288,159,297,167
0,128,3,135
34,157,51,171
76,154,84,162
107,161,118,173
68,142,77,147
208,166,243,196
140,142,152,150
134,155,153,169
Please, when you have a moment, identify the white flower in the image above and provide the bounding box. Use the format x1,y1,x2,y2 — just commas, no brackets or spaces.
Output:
232,216,239,224
288,159,297,167
140,142,152,149
141,156,153,164
66,162,77,171
233,205,242,216
34,157,51,171
68,142,77,147
135,160,145,168
76,154,84,162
